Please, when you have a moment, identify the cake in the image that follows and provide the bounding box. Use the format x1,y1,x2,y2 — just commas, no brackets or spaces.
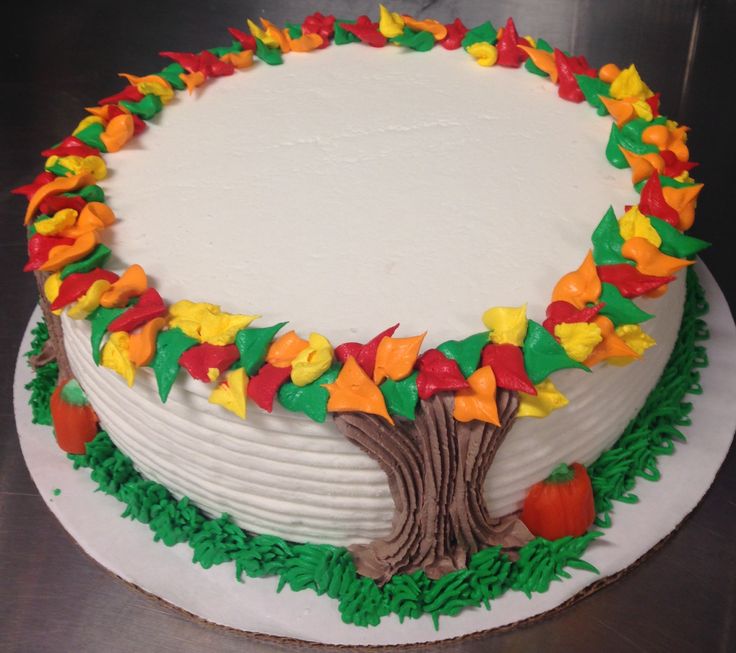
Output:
17,8,710,628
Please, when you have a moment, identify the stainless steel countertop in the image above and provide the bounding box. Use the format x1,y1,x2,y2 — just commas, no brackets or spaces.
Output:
2,1,735,651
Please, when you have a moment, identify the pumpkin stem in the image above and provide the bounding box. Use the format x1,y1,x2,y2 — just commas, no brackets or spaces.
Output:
59,379,90,406
546,462,576,484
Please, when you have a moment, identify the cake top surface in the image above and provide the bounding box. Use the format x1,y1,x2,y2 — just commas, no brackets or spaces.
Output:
101,44,636,346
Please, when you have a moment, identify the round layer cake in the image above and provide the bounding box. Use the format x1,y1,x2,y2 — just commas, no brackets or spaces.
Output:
54,43,688,545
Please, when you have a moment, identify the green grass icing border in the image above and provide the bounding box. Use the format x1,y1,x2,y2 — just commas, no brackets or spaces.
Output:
24,267,709,629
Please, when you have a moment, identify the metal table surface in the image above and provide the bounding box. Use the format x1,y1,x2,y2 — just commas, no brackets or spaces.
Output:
2,1,734,651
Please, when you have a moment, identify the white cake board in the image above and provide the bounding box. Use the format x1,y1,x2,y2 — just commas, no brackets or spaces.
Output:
13,262,736,648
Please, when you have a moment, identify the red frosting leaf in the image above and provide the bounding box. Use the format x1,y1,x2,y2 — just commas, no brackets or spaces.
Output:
638,174,680,227
39,194,87,216
24,233,75,272
416,349,469,400
481,344,536,395
646,93,661,117
41,136,100,159
340,16,387,47
247,363,293,412
179,343,240,383
335,324,399,377
440,18,468,50
660,150,697,178
12,171,56,199
98,85,144,106
597,264,674,298
542,301,604,333
107,288,167,332
160,51,235,78
302,12,335,47
51,269,120,310
555,49,595,103
496,17,529,67
228,27,257,52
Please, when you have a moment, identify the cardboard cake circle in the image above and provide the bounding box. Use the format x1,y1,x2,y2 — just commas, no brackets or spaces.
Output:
14,262,736,647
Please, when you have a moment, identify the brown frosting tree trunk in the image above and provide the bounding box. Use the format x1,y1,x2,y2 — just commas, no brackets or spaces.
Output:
334,390,531,584
32,271,73,378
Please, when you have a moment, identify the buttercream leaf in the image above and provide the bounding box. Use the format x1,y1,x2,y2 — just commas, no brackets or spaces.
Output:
453,366,500,425
554,322,603,362
437,332,489,377
609,325,656,365
247,363,292,412
150,328,199,402
648,217,709,259
100,331,136,387
591,206,630,266
209,368,248,419
278,366,338,423
551,251,601,309
324,357,394,424
290,333,334,386
380,372,419,420
597,283,653,326
179,343,240,382
618,206,662,247
481,343,536,395
266,330,310,368
416,349,469,400
522,320,589,385
235,322,287,376
609,64,654,101
168,300,259,346
482,304,528,346
66,279,112,320
584,316,640,367
89,305,126,365
517,380,568,418
373,333,426,384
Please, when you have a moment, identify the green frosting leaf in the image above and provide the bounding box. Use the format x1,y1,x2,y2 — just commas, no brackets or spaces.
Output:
120,94,164,120
235,322,287,376
634,175,694,193
158,62,187,90
254,38,283,65
46,162,74,176
591,206,632,266
60,244,112,279
208,41,242,57
597,282,653,326
437,332,489,377
575,75,611,116
381,372,419,420
88,306,126,365
391,28,435,52
522,320,589,385
334,19,359,45
461,21,497,49
524,37,552,76
605,118,662,168
60,379,89,406
649,217,710,258
73,122,106,150
278,366,338,423
63,185,105,203
150,328,199,403
285,22,303,39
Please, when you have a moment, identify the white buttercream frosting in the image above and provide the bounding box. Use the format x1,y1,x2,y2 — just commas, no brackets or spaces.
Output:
61,43,686,547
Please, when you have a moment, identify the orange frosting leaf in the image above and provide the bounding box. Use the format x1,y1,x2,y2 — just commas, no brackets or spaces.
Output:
39,231,98,272
62,201,116,238
583,316,639,367
100,264,148,308
220,49,254,68
662,184,703,231
324,357,394,425
181,71,206,94
287,32,323,52
266,331,309,368
24,173,96,225
261,19,290,52
599,96,636,128
518,46,558,83
128,317,167,367
373,333,426,384
401,15,448,40
551,251,601,309
100,113,135,153
619,148,664,184
621,237,694,277
453,366,500,425
598,63,621,84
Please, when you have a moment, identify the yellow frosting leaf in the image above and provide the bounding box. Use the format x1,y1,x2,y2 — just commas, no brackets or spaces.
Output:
35,208,78,236
168,300,259,346
208,368,248,419
290,333,334,386
120,73,174,104
247,18,280,48
49,155,107,181
67,279,112,320
101,331,136,387
378,4,405,38
467,42,498,67
609,325,656,365
609,64,654,101
44,272,63,316
482,304,528,346
618,206,662,247
72,115,104,136
554,322,603,362
517,379,569,418
631,99,654,121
